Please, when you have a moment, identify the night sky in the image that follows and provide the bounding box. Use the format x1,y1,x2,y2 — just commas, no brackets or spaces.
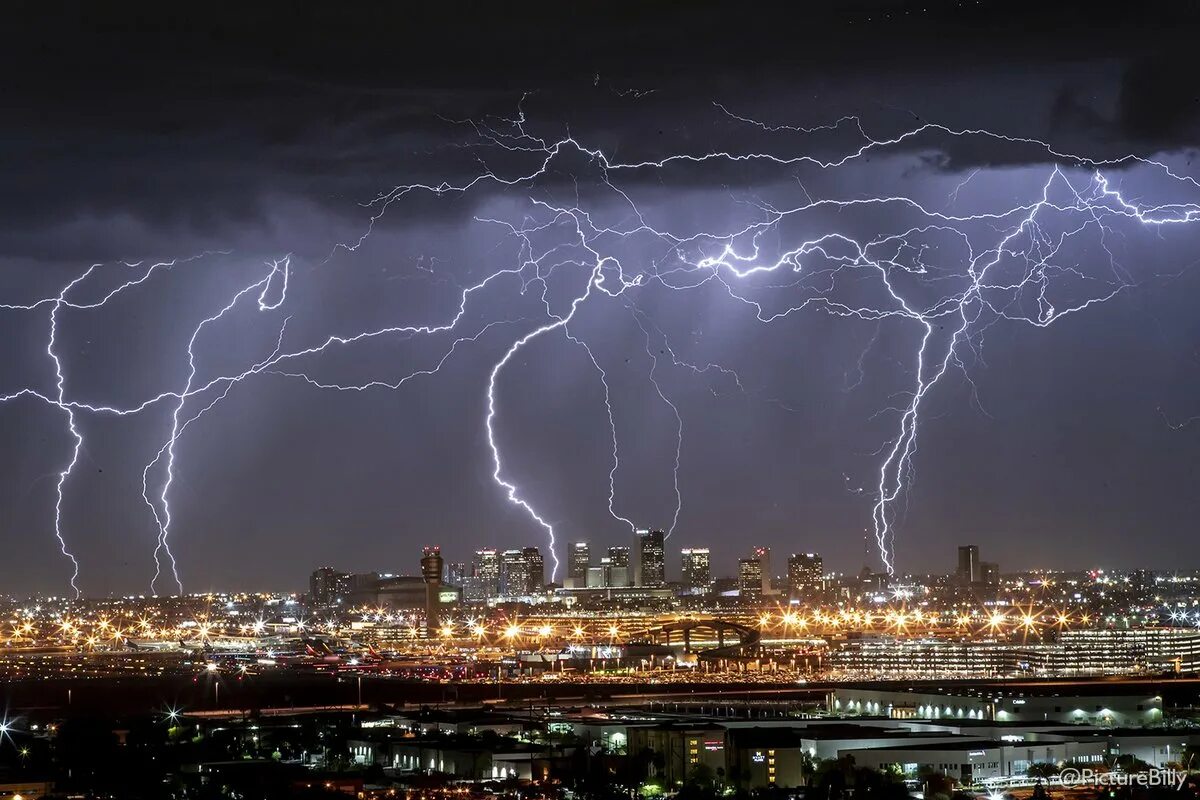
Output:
3,5,1200,596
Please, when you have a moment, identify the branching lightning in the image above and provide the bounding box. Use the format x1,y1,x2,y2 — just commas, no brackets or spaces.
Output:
3,102,1200,592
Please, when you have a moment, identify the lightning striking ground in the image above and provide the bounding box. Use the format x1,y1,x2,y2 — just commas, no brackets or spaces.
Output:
3,103,1200,592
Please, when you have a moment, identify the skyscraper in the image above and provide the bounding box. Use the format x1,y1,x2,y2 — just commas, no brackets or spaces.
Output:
500,547,544,596
752,545,772,594
787,552,823,598
636,529,666,587
957,545,981,584
681,547,712,594
445,561,467,588
569,541,590,587
738,557,763,596
523,546,545,593
606,546,631,587
500,549,527,596
309,566,351,606
473,548,500,599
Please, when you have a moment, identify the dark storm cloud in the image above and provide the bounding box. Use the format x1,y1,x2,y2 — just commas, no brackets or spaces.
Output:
4,3,1200,594
4,2,1200,258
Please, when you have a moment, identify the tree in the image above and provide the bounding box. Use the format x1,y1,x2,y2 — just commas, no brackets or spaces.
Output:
678,762,718,800
1114,754,1152,774
1026,762,1060,780
918,766,955,800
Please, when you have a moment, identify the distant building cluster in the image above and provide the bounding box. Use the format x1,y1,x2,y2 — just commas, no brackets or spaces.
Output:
308,538,1012,615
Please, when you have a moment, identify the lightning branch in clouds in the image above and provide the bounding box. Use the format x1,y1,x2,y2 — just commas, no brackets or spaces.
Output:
3,103,1200,592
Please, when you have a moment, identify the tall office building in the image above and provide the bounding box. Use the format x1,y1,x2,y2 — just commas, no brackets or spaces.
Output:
445,561,467,588
473,548,501,599
500,549,527,596
461,575,487,603
500,547,544,596
681,548,712,594
752,546,772,594
738,557,764,596
787,553,823,597
586,565,607,588
309,567,351,606
636,529,666,587
568,541,590,587
524,546,545,593
957,545,981,584
606,546,631,587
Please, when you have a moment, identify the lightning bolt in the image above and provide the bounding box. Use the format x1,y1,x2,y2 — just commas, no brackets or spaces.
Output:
4,102,1200,593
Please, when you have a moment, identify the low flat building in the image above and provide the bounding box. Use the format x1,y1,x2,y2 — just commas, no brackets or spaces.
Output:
827,628,1200,678
389,740,494,778
731,723,972,761
389,707,526,736
830,685,1163,725
844,738,1107,784
1042,727,1200,768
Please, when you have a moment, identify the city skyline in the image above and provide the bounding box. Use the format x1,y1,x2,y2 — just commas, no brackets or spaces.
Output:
9,7,1200,800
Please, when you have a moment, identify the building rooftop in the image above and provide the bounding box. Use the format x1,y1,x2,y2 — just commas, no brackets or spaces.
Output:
835,680,1166,699
730,725,971,746
844,739,1056,752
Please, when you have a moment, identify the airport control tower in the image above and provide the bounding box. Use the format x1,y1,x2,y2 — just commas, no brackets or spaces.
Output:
420,546,443,637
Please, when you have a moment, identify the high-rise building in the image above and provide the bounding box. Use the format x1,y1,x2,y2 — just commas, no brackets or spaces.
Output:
981,561,1000,585
606,546,631,587
500,549,528,596
636,529,666,587
309,566,351,606
499,547,544,596
957,545,981,584
473,548,500,599
461,576,488,603
752,546,772,594
787,553,823,597
586,565,606,588
738,558,763,595
524,546,545,593
681,548,712,594
445,561,467,588
568,541,590,587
